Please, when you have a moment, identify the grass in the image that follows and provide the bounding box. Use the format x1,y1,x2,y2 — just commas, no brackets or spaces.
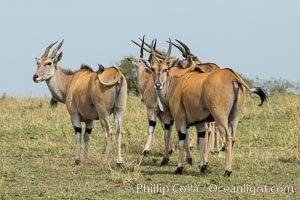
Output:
0,94,299,199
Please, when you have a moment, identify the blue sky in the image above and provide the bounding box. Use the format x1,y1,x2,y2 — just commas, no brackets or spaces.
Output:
0,0,299,97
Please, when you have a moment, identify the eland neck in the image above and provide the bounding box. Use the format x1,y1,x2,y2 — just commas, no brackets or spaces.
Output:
156,78,174,112
46,67,73,104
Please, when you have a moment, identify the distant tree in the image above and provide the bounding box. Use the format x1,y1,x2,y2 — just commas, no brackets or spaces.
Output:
263,78,297,95
117,56,139,95
238,74,300,95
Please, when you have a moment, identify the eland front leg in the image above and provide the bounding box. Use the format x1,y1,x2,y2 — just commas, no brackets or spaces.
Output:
142,111,158,155
175,122,188,175
160,113,172,166
196,123,207,173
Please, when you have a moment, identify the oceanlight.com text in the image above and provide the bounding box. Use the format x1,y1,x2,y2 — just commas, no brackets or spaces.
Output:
134,183,294,195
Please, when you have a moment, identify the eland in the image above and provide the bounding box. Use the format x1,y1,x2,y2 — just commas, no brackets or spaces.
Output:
141,43,267,176
129,37,193,165
33,40,127,166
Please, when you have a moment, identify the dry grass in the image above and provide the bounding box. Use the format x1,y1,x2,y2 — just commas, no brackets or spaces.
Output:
0,94,299,199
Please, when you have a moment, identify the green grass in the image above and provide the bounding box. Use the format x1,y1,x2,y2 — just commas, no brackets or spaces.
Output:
0,94,299,199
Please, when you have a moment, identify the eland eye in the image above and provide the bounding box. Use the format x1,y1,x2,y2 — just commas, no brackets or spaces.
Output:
163,69,168,72
46,62,52,66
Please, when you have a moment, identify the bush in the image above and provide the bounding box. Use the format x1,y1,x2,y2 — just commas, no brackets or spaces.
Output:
117,56,139,95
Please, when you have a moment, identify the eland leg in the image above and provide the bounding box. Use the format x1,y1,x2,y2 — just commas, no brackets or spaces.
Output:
114,112,124,166
204,123,213,162
214,125,220,153
196,123,207,173
175,124,187,175
142,111,158,155
99,116,112,163
84,120,93,159
215,122,232,177
160,113,172,166
228,107,242,163
168,120,174,155
161,122,171,166
71,114,82,165
185,128,193,165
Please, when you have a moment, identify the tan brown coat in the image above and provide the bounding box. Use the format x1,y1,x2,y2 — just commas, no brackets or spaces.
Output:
33,40,127,165
142,59,267,176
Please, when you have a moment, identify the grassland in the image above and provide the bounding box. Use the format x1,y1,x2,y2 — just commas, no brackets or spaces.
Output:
0,94,299,199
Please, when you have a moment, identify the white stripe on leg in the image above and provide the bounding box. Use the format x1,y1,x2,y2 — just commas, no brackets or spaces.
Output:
75,132,81,162
115,114,123,164
199,137,205,166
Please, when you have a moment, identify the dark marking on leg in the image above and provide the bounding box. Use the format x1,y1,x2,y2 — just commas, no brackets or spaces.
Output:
168,149,174,155
178,131,186,140
170,120,174,126
164,123,171,130
197,131,205,138
85,128,92,134
149,120,156,127
74,127,82,134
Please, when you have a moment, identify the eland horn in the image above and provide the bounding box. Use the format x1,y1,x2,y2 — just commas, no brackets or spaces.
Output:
41,41,58,58
50,39,64,58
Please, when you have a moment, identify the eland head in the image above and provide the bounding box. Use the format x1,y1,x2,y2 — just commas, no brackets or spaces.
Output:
141,39,178,90
33,40,64,83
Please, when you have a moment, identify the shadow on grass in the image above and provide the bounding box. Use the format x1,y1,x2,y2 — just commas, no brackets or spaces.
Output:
141,167,214,177
278,156,300,164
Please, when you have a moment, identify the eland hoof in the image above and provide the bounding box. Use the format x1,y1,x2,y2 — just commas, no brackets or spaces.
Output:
142,150,150,156
199,164,207,173
75,159,81,165
224,170,232,177
160,157,169,166
175,167,183,175
116,162,124,168
220,146,225,151
186,158,193,165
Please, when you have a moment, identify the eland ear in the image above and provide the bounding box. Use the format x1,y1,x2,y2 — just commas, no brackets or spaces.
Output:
127,57,139,66
168,58,179,70
141,59,153,72
54,52,63,64
127,57,133,62
98,64,105,73
34,57,40,62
